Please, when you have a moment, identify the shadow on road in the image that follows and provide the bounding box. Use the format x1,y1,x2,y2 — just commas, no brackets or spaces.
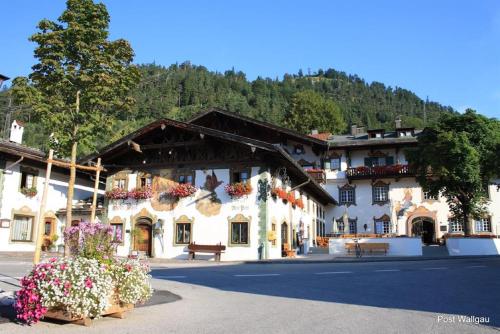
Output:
152,261,500,328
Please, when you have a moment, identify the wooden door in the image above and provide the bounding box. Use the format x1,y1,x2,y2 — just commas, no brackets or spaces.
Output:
134,223,152,255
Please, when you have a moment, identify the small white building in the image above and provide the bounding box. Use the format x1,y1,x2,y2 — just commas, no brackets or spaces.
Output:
0,133,103,253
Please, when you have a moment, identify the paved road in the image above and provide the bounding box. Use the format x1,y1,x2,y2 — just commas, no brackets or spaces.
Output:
1,257,499,333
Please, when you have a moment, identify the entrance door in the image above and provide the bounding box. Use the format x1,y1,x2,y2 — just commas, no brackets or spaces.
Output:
411,218,435,244
134,223,152,256
281,222,288,257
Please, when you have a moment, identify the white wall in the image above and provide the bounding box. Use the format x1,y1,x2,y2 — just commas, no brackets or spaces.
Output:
446,238,500,256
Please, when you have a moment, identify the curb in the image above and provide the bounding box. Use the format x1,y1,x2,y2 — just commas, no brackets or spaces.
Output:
243,255,500,265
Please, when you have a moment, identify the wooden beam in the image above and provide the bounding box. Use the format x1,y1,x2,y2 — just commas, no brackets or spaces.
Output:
48,159,106,172
34,149,54,264
140,140,205,150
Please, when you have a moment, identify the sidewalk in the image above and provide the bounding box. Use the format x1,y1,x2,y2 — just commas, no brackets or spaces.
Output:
2,251,499,268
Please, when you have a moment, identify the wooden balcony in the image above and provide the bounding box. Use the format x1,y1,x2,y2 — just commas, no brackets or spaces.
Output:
306,169,326,184
346,164,414,180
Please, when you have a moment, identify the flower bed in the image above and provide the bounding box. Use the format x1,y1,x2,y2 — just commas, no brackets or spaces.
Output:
15,221,153,325
225,182,252,198
105,188,129,200
167,183,198,198
20,187,37,198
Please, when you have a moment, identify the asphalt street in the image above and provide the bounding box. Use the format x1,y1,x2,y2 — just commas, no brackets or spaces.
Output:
0,257,499,333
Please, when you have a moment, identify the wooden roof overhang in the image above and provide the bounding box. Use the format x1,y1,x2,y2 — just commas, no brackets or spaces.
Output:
80,118,336,206
328,137,418,151
189,108,329,152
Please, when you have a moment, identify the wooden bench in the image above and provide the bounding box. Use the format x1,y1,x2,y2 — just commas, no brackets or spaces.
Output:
188,242,226,261
345,242,389,255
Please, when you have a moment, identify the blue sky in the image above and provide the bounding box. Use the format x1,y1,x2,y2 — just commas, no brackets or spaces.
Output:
1,0,499,118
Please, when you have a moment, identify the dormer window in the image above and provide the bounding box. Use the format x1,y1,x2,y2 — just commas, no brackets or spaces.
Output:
367,129,385,139
293,144,305,155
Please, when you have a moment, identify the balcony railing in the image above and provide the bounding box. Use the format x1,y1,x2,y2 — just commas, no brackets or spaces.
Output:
306,169,326,184
346,164,414,180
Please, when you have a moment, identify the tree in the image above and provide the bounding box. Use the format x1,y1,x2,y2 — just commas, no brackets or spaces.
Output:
12,0,140,255
285,90,346,135
406,109,500,235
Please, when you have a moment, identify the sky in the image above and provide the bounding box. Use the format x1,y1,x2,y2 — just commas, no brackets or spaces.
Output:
1,0,499,118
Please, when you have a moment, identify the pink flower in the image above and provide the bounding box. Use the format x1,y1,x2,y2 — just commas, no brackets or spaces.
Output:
49,257,57,263
125,264,132,272
60,263,67,271
85,277,93,289
53,278,61,286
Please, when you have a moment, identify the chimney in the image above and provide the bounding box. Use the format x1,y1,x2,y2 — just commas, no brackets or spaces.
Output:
350,125,357,136
395,117,402,129
10,120,24,144
311,129,319,135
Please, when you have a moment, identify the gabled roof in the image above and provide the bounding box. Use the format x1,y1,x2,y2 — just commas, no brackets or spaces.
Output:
80,118,336,205
189,108,329,147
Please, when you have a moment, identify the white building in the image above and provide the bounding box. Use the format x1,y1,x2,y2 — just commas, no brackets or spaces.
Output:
80,117,334,261
0,125,103,253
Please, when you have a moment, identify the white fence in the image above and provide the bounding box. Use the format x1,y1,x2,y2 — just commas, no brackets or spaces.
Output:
446,238,500,256
329,237,422,256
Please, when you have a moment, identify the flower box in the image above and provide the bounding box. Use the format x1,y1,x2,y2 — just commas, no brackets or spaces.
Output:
20,187,37,198
105,188,128,200
287,192,296,204
225,182,252,198
295,198,304,209
167,183,198,198
128,186,153,200
44,292,134,326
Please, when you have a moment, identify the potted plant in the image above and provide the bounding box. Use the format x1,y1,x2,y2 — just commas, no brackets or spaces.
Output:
295,198,305,209
224,181,253,198
20,187,37,198
15,221,152,325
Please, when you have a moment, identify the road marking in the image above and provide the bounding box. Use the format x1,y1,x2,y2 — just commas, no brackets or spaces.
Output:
422,267,447,270
234,274,281,277
154,275,187,279
0,276,22,280
314,271,353,275
374,269,400,272
466,265,487,268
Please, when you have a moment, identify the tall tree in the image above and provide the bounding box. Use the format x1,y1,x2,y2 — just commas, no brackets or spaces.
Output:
12,0,140,255
285,90,346,134
406,109,500,235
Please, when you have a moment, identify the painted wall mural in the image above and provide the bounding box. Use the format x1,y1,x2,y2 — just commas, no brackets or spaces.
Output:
150,173,178,212
195,170,223,217
395,188,415,217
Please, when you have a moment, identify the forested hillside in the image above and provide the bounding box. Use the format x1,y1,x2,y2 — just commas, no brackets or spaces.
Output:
1,62,455,154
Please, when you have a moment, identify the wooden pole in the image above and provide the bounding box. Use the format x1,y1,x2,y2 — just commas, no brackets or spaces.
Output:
90,158,101,223
34,149,54,264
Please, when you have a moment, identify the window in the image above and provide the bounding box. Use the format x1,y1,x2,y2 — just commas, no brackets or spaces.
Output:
11,215,34,242
349,220,357,234
44,220,53,236
449,220,463,233
423,191,437,200
375,220,390,234
330,157,341,170
71,220,80,227
111,223,124,243
177,172,194,185
175,223,191,244
293,145,304,155
364,156,394,167
339,185,355,205
475,218,491,233
271,223,276,246
138,173,152,188
113,174,128,190
372,182,389,204
231,222,248,244
231,168,250,183
20,167,37,190
336,220,345,234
